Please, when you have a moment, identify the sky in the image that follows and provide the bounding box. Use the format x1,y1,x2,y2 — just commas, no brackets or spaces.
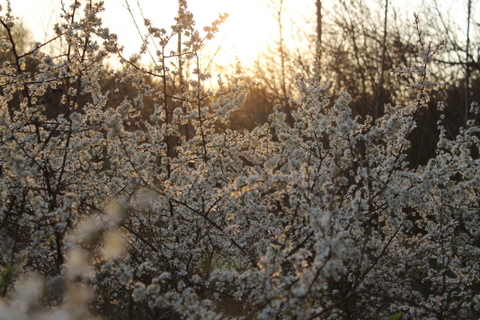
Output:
3,0,478,69
5,0,305,68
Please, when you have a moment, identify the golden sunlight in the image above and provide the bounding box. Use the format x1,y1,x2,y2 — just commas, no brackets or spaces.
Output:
198,0,277,66
116,0,280,67
9,0,282,68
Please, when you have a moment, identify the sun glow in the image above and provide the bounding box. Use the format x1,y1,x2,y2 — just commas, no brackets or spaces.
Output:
9,0,298,69
100,0,281,68
199,0,276,67
116,0,280,68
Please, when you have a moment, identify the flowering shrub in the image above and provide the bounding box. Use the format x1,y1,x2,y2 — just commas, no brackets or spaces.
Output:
0,1,479,319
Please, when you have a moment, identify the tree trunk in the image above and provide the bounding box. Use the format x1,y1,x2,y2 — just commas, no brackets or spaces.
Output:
315,0,322,70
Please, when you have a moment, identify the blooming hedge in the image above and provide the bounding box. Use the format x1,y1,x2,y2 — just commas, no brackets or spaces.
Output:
0,2,479,319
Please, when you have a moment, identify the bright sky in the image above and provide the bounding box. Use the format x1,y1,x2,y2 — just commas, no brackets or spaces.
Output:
6,0,307,68
4,0,477,69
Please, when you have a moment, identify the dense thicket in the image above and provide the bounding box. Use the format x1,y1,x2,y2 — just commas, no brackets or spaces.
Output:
237,0,480,167
0,1,479,320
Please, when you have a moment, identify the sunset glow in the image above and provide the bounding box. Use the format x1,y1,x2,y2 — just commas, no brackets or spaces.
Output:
10,0,285,68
